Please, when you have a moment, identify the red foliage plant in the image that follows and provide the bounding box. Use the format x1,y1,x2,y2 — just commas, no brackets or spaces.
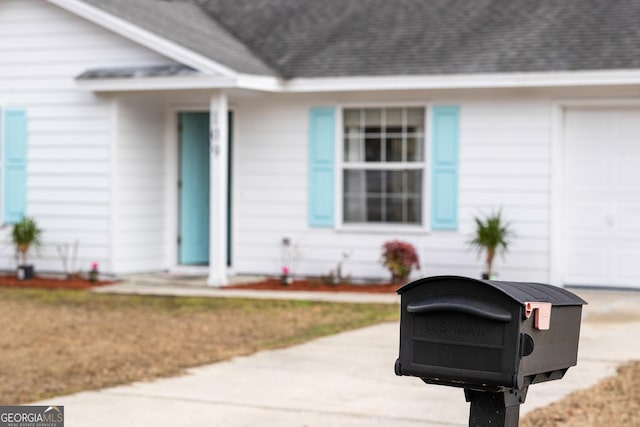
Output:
381,240,420,283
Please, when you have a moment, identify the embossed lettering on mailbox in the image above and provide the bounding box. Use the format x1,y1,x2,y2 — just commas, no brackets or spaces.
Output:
412,312,506,372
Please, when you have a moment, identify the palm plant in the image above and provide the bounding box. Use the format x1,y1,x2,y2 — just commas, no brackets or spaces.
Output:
469,210,514,279
11,217,42,266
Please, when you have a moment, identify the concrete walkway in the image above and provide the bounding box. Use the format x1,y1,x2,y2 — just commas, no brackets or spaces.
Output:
34,284,640,426
93,275,399,304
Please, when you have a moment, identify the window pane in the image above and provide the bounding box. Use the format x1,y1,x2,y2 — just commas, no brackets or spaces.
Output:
407,108,424,133
365,109,382,133
406,170,422,193
365,137,382,162
344,109,361,131
344,195,366,222
407,196,421,223
366,196,382,222
366,170,383,193
344,137,364,162
343,170,365,194
385,171,422,193
344,109,363,162
345,170,383,194
386,108,403,133
406,136,424,162
385,170,404,193
385,136,403,162
386,196,404,223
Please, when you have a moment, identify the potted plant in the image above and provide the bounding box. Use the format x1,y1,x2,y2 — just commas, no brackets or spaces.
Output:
89,262,99,283
11,217,42,280
381,240,420,285
280,266,292,286
469,210,514,280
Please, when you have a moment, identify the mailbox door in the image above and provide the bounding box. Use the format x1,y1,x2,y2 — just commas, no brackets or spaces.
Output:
398,291,522,389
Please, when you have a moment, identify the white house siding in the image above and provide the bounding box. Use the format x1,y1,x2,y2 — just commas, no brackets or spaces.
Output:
456,94,551,281
233,95,315,277
231,87,640,284
233,92,454,281
113,94,167,274
0,0,177,275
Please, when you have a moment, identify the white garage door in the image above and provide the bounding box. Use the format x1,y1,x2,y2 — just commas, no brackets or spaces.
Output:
563,107,640,288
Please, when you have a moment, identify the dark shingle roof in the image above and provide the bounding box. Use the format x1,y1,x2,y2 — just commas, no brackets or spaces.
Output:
77,0,640,79
77,0,278,76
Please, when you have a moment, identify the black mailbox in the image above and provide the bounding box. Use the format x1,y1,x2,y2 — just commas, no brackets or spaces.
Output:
395,275,587,426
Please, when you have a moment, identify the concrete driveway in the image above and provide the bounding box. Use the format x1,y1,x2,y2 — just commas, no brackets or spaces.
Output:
34,288,640,426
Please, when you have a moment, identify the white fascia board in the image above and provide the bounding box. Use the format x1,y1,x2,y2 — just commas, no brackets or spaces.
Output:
75,75,236,92
78,67,640,93
47,0,238,77
282,69,640,92
75,74,281,92
235,74,283,92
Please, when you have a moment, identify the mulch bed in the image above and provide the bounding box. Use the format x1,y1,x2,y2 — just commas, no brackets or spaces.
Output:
0,274,114,290
0,274,400,293
226,278,402,293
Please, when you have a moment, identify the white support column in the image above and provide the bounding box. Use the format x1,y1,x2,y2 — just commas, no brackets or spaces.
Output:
207,91,228,286
108,97,119,275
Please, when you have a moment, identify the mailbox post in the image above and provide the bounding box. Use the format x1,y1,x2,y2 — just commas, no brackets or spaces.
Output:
395,275,586,427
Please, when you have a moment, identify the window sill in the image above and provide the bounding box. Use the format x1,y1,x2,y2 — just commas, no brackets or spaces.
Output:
335,223,430,235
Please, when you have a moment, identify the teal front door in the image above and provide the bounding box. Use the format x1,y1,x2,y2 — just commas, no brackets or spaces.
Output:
179,112,210,264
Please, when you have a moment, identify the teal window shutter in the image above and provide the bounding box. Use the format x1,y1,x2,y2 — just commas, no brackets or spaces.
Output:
309,107,335,227
3,108,28,224
431,106,459,230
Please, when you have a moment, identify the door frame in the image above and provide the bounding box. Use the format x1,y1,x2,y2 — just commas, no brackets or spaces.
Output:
164,105,234,274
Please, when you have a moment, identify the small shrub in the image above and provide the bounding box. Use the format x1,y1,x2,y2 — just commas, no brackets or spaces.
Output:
321,251,352,285
381,240,420,284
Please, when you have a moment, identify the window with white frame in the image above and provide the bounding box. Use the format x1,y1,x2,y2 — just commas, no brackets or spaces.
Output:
342,107,426,225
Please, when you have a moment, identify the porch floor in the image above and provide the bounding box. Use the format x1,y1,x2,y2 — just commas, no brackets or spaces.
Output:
119,273,267,288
